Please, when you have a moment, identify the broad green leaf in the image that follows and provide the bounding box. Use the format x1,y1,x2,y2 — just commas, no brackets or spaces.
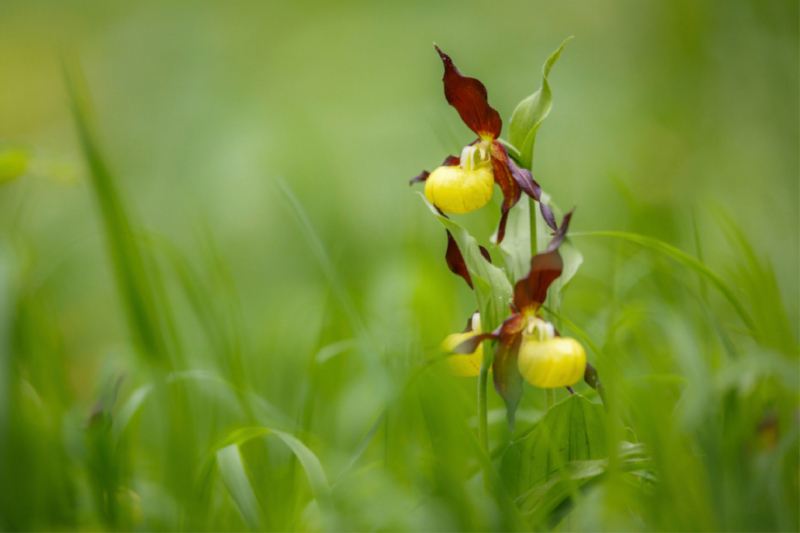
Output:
495,197,532,285
517,445,651,529
418,193,512,334
500,394,607,499
571,231,758,336
509,37,572,170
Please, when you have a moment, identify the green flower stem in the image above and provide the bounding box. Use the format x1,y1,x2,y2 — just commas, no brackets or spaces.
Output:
477,341,492,453
529,197,538,255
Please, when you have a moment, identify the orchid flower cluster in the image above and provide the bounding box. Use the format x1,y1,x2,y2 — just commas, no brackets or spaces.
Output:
411,44,602,428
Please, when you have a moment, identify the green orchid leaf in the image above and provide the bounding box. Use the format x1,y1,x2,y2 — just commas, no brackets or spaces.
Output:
495,196,532,285
517,444,651,529
500,394,607,500
509,37,572,170
418,193,512,333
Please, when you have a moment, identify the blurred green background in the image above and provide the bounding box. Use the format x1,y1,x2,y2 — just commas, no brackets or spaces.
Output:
0,1,797,531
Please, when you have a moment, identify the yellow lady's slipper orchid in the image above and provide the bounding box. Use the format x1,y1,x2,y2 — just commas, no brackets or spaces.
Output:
424,163,494,215
448,212,600,428
518,337,586,388
409,46,557,243
441,313,489,377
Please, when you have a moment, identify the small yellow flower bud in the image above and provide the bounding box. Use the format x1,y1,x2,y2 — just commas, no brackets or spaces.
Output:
425,164,494,214
518,337,586,388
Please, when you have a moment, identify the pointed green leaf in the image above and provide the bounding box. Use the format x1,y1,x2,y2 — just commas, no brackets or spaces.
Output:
500,394,607,499
509,37,572,170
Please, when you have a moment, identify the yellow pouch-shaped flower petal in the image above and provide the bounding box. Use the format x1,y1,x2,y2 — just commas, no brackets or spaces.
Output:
518,337,586,388
424,165,494,214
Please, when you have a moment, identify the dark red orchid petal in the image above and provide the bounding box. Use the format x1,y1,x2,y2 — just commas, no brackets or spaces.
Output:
435,45,502,140
490,142,522,244
492,314,527,430
441,155,460,167
445,230,472,289
409,170,429,185
410,156,460,186
514,210,574,312
479,245,492,264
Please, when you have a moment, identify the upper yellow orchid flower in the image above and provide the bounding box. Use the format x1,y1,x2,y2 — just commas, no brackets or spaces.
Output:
409,46,557,243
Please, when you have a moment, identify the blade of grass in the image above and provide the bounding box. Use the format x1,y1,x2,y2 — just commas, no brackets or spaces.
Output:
63,61,171,368
571,231,757,336
217,444,262,530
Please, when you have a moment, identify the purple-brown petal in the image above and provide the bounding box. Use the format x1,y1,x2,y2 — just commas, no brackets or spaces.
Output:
544,209,574,253
435,45,502,140
507,157,558,231
508,158,540,200
540,202,557,231
445,230,472,289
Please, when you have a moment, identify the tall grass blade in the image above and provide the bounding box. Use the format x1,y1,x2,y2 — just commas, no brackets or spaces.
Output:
63,63,170,367
572,231,757,336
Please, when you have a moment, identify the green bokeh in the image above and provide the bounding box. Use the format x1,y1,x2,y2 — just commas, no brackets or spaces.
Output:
0,1,797,531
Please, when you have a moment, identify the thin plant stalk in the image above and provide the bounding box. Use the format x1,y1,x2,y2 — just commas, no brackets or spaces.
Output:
529,197,538,255
477,342,491,453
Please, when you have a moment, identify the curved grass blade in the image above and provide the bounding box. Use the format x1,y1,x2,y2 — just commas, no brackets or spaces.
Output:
571,231,757,336
201,426,336,531
217,444,262,530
